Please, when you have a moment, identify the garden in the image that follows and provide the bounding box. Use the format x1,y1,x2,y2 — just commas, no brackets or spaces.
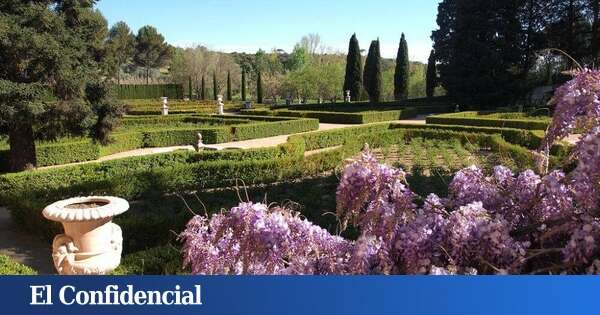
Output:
1,0,599,278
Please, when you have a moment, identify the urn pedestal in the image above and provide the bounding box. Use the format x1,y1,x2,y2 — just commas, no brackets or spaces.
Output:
42,196,129,275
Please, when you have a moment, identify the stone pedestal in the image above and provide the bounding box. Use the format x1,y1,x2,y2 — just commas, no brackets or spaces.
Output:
161,97,169,115
42,196,129,275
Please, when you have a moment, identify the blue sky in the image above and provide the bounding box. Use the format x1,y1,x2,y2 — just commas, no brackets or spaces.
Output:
97,0,441,62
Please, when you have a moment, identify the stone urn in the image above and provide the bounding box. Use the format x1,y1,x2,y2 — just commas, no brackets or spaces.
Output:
42,196,129,275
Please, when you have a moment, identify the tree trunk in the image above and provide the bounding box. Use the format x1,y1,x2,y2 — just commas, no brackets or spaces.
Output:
9,122,37,172
592,0,600,63
146,68,150,84
568,0,576,68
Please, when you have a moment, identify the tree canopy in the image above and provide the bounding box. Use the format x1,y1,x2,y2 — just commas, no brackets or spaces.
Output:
0,0,122,171
343,34,363,101
363,39,383,103
134,25,172,84
394,34,410,101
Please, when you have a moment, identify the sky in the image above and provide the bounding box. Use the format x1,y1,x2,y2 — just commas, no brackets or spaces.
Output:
96,0,442,63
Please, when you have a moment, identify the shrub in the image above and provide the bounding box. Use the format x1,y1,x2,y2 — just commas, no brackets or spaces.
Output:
0,140,100,172
243,103,453,124
426,112,550,130
112,245,184,275
0,255,37,275
117,84,183,99
233,119,319,140
0,122,556,243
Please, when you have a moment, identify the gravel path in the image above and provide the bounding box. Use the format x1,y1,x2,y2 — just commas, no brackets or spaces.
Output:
0,207,54,274
38,122,364,170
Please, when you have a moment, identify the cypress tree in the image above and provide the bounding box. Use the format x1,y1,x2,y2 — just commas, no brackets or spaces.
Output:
256,71,263,103
363,39,382,103
201,75,206,100
213,72,218,100
394,33,410,100
241,70,247,101
426,50,437,98
227,71,232,101
343,33,363,101
188,76,192,99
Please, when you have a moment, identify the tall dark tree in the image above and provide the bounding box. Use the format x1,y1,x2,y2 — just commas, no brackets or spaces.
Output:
546,0,590,67
426,50,437,98
256,72,264,103
134,26,172,84
107,21,135,84
394,33,410,100
589,0,600,63
227,71,232,101
201,75,206,100
343,34,363,101
432,0,522,108
241,70,247,101
213,72,218,100
188,76,193,99
363,40,383,103
0,0,122,171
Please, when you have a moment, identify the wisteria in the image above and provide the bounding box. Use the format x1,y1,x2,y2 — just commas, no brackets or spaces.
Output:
180,69,600,275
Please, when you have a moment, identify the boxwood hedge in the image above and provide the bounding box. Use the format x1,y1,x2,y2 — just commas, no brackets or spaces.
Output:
0,115,318,172
426,112,550,130
0,122,559,243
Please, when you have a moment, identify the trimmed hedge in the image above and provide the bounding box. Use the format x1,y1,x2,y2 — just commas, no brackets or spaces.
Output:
0,255,37,275
112,245,184,275
242,109,407,124
0,140,100,172
243,104,453,124
272,96,454,111
426,112,550,130
233,119,319,140
0,121,562,243
0,116,319,172
118,84,183,100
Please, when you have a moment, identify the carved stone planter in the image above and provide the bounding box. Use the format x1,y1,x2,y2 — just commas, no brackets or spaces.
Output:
42,196,129,275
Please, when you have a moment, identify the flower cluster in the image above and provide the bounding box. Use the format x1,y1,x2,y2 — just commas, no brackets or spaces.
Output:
541,69,600,151
179,202,352,275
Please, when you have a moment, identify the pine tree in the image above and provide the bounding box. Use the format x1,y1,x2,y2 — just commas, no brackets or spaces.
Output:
257,72,263,103
0,1,121,171
201,75,206,100
107,21,135,84
188,76,192,99
363,39,382,103
213,72,218,100
134,26,172,84
227,71,232,101
343,34,363,101
394,34,410,100
426,50,437,98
